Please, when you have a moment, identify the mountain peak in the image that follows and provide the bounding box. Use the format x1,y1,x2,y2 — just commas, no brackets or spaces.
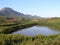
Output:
0,7,41,19
0,7,14,12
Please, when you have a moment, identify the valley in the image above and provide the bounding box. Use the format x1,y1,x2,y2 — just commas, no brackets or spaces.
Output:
0,7,60,45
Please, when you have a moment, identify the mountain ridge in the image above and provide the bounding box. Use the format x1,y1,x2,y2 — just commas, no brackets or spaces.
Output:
0,7,41,19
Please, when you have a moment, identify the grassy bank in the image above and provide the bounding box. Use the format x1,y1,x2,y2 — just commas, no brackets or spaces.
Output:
0,22,36,34
0,34,60,45
36,18,60,30
0,18,60,34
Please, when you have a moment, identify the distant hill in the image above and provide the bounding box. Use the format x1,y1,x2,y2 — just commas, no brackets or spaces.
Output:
0,7,41,19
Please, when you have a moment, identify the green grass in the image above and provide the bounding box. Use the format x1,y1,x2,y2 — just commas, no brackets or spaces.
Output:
0,17,60,45
0,34,60,45
0,22,36,34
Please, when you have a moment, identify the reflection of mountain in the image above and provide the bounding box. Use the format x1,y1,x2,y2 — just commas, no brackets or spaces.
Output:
0,7,41,19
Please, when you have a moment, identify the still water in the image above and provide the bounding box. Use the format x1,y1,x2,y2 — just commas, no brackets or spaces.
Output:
12,26,60,36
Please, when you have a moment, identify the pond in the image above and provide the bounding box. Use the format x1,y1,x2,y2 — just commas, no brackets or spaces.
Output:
12,26,60,36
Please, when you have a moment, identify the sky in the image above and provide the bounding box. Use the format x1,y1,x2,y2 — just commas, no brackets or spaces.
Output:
0,0,60,17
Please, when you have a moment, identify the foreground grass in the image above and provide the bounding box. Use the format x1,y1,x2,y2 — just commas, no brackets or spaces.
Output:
0,34,60,45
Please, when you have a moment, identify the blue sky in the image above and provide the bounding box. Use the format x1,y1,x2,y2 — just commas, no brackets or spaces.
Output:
0,0,60,17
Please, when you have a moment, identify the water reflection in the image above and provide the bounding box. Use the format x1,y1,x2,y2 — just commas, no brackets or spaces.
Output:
12,26,60,36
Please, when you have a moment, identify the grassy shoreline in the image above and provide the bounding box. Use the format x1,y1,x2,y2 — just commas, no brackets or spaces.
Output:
0,22,36,34
0,34,60,45
0,21,60,34
0,18,60,45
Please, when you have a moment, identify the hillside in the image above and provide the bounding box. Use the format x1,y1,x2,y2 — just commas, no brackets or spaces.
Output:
0,7,41,19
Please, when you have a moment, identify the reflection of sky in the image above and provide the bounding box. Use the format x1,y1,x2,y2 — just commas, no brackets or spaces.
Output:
12,26,60,36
